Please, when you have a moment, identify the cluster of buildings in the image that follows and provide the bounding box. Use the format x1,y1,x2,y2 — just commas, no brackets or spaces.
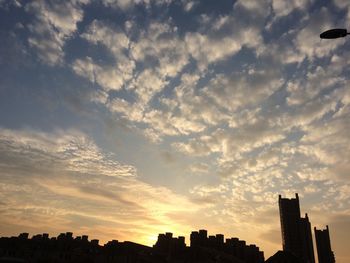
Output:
278,194,335,263
0,194,336,263
0,230,263,263
0,232,153,263
154,230,264,263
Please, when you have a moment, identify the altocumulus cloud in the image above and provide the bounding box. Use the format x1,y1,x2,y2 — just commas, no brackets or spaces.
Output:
0,128,201,244
1,0,350,261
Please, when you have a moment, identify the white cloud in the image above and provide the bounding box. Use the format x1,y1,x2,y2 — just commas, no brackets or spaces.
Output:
174,119,286,162
130,21,189,78
77,20,189,104
189,162,209,174
129,69,168,104
282,55,349,130
294,7,346,60
142,105,207,137
298,113,350,181
183,2,270,70
0,128,135,178
93,75,209,140
181,0,198,12
69,7,285,143
101,0,144,10
285,96,338,128
101,0,172,10
173,74,230,125
264,37,305,64
0,0,22,9
185,32,242,70
82,20,130,56
0,127,200,244
204,69,283,112
72,57,134,92
185,27,262,70
173,138,212,157
333,0,350,9
108,98,145,122
272,0,313,18
26,0,90,65
235,0,272,17
286,66,345,106
76,20,135,91
334,0,350,27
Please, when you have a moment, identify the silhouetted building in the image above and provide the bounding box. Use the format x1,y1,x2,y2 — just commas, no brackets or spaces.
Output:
18,233,28,240
265,250,304,263
314,226,335,263
297,216,314,263
279,194,315,263
190,229,209,247
189,230,263,263
299,214,315,263
279,194,301,255
154,232,186,256
82,235,88,242
0,230,264,263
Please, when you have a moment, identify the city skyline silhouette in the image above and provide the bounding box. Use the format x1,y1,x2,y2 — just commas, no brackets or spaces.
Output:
0,194,335,263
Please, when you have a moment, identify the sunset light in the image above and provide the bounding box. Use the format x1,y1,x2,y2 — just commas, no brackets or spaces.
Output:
0,0,349,262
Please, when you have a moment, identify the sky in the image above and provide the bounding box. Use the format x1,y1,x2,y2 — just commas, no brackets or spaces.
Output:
0,0,349,261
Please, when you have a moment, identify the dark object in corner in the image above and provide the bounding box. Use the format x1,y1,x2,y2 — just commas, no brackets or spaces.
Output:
320,28,348,39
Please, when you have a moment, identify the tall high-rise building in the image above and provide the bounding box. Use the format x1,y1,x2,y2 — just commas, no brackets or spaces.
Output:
278,194,315,263
299,214,315,263
314,226,335,263
279,194,301,254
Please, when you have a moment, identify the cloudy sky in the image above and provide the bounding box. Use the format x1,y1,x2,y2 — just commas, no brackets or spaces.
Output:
0,0,350,261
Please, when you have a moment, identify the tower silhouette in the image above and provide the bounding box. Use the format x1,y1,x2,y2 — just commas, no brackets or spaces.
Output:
278,194,315,263
314,225,335,263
